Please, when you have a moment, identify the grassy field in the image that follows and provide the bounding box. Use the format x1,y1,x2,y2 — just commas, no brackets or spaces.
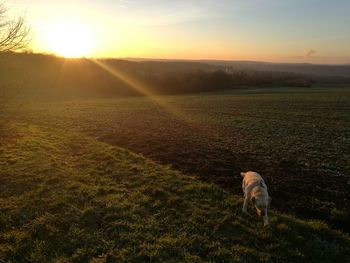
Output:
0,123,349,262
10,87,350,231
1,86,350,261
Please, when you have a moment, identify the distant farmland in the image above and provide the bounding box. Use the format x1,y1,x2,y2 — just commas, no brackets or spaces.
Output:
12,86,350,233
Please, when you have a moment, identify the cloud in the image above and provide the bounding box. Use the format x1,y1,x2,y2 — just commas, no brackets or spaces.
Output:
305,49,316,58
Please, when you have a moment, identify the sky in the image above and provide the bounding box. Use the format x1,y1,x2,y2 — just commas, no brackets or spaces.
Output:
9,0,350,64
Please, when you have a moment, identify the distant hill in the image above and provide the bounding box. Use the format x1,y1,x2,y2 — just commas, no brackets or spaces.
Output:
115,59,350,89
124,57,350,77
0,52,349,100
201,60,350,78
105,58,219,73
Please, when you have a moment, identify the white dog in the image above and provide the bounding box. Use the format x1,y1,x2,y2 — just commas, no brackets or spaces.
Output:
241,171,271,226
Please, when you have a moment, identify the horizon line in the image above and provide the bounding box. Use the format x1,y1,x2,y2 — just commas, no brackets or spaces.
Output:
6,51,350,66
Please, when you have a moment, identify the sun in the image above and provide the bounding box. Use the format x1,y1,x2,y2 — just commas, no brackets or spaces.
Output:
45,22,94,58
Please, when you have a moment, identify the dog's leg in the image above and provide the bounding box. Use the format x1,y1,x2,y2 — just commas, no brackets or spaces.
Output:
262,208,269,226
263,215,269,226
242,192,250,213
242,182,254,213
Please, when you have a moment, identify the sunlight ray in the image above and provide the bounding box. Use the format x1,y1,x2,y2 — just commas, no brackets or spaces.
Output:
90,59,195,123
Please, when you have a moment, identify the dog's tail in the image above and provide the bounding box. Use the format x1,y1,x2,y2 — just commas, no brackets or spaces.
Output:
240,172,246,177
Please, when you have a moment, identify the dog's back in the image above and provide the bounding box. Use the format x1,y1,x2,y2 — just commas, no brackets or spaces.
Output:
241,171,267,193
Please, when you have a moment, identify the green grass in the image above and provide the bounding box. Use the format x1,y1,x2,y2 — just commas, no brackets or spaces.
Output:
10,86,350,232
1,123,349,262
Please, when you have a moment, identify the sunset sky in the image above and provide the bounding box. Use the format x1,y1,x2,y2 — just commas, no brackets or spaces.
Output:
10,0,350,64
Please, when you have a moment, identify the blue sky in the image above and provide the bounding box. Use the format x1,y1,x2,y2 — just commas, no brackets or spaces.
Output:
11,0,350,63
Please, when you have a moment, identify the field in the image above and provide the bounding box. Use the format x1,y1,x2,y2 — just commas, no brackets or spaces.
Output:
1,86,350,261
10,86,350,228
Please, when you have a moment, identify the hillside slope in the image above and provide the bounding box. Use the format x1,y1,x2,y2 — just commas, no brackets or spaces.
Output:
0,123,349,262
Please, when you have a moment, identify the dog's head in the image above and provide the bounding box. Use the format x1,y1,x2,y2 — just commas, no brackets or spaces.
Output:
252,196,272,226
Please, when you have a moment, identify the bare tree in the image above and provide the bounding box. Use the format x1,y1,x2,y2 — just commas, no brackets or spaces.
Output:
0,3,30,52
0,3,30,134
